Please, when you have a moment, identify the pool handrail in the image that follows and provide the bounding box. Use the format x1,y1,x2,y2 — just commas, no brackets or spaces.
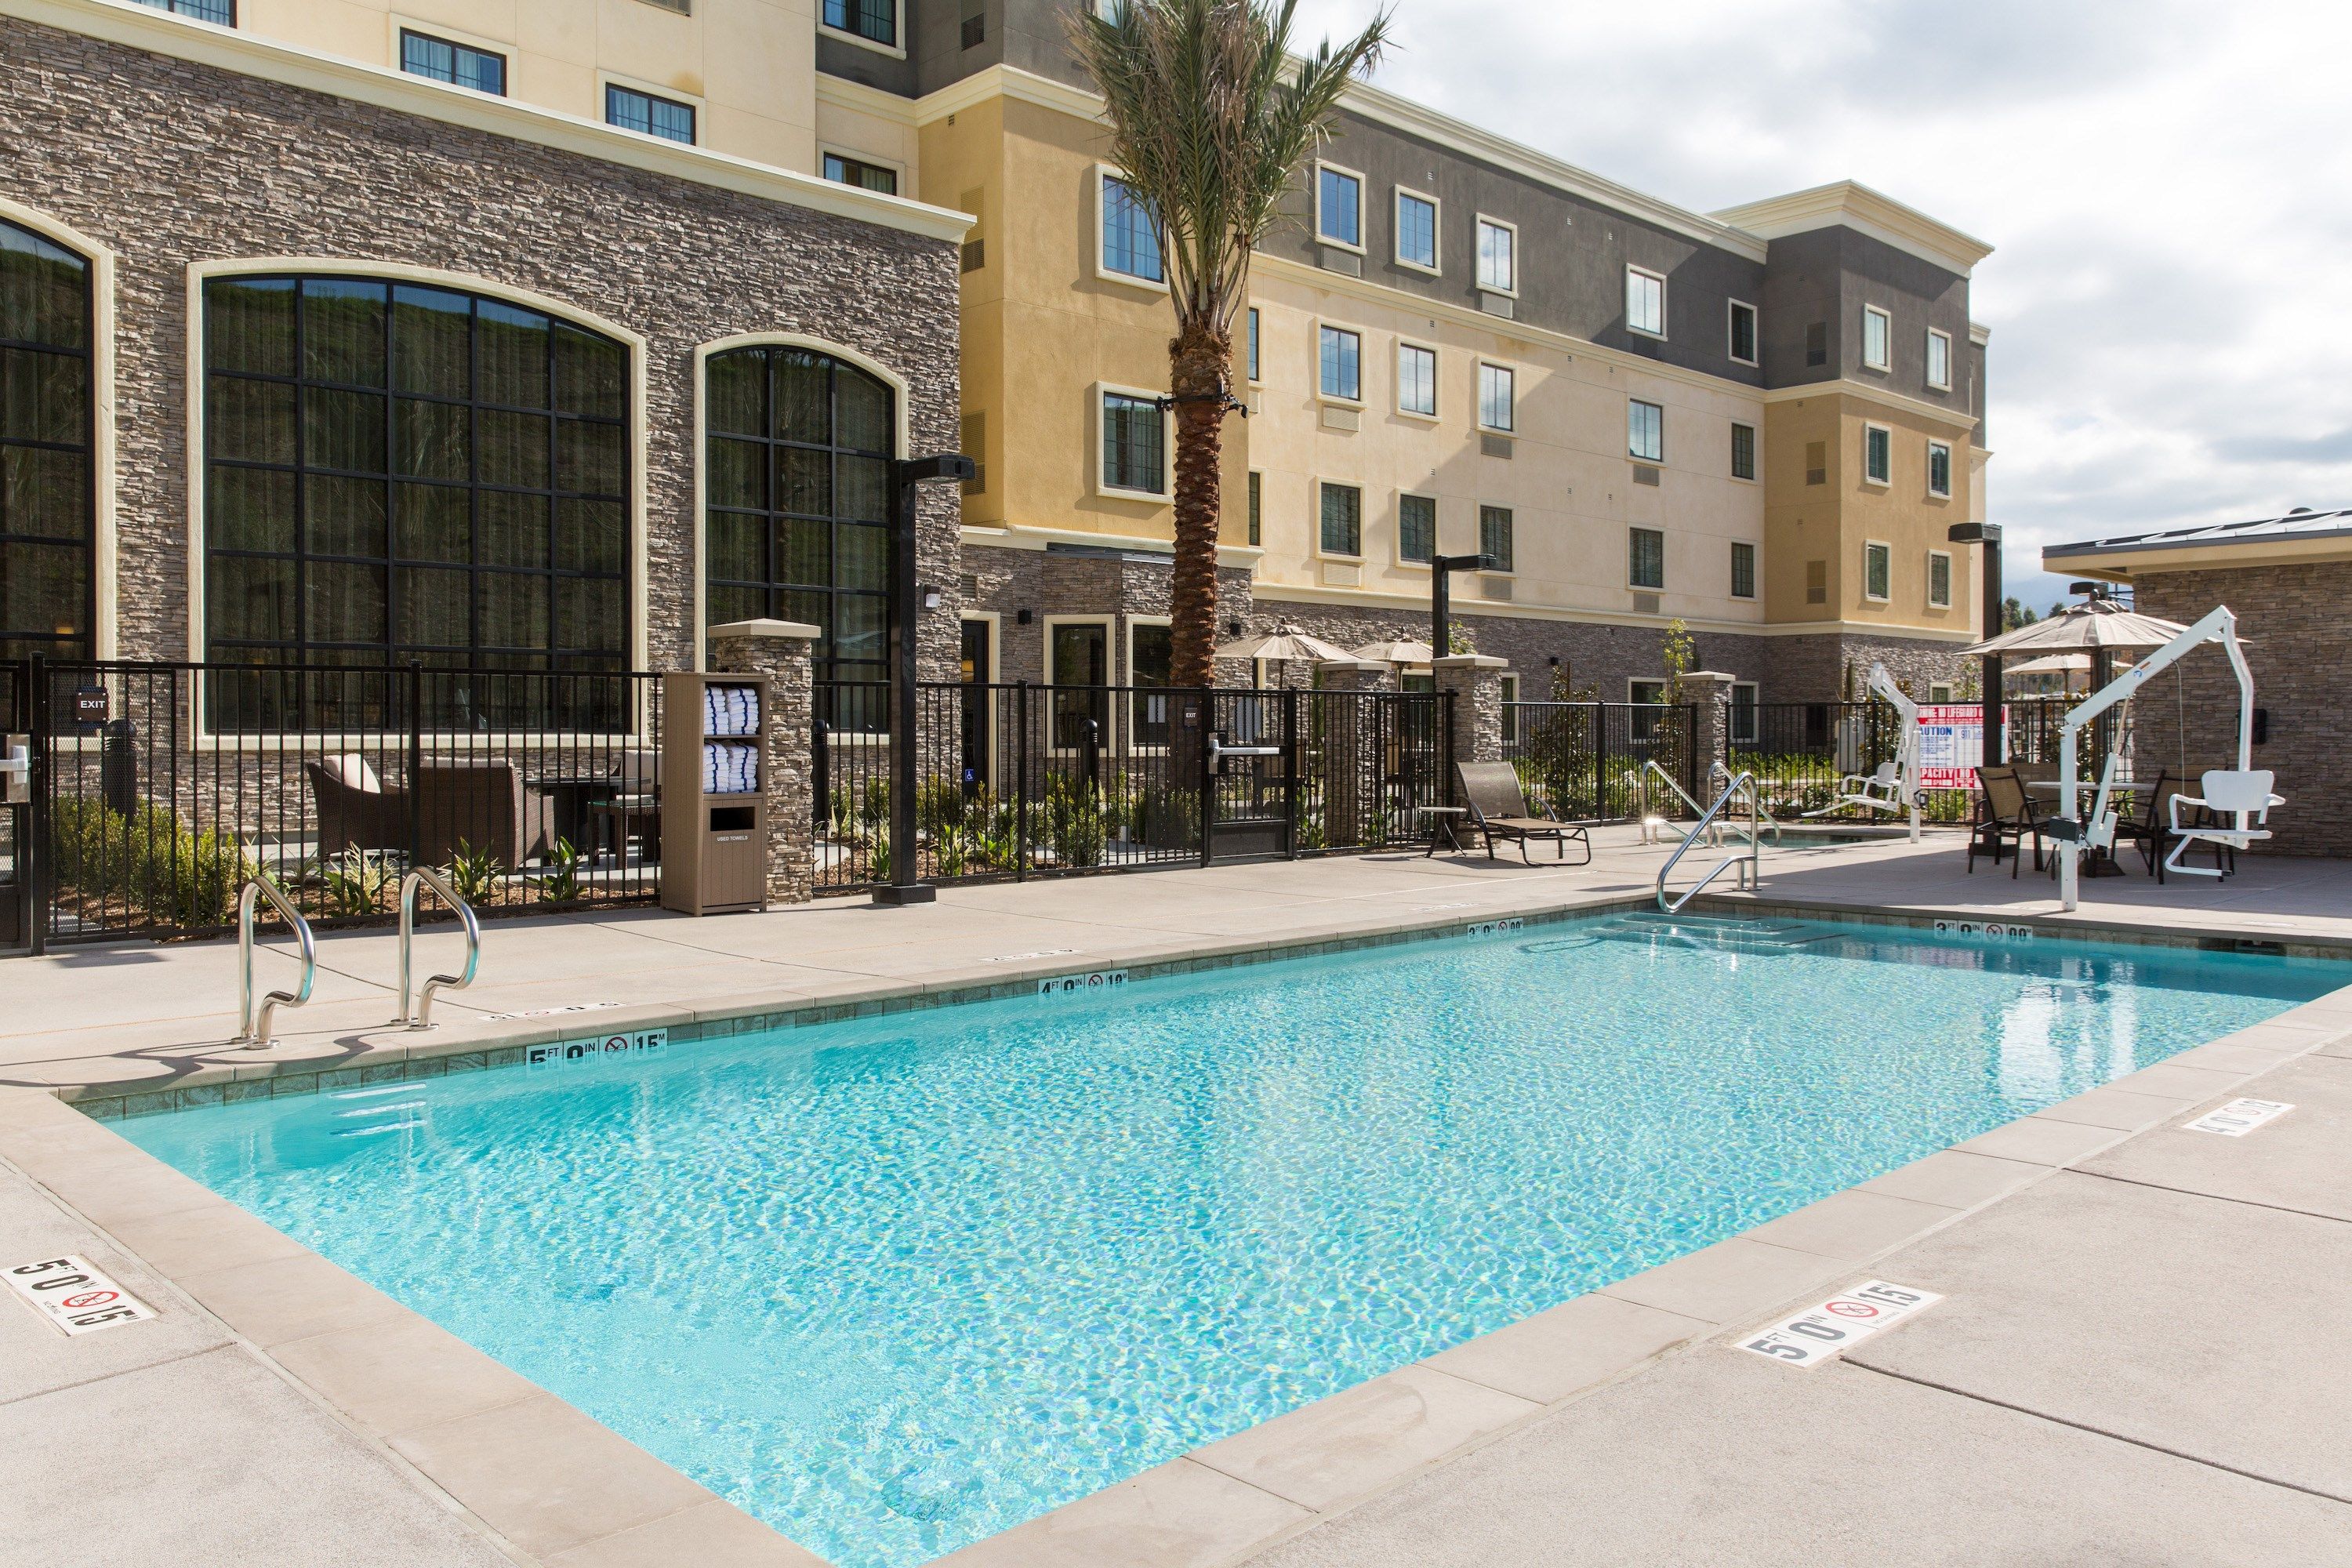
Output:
1641,758,1780,850
395,867,481,1030
234,873,316,1051
1657,770,1764,913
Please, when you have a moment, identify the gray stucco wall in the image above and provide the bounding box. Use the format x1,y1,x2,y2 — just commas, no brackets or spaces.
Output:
3,15,964,679
1756,226,1971,402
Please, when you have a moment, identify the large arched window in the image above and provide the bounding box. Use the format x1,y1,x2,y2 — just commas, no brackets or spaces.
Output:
201,274,630,677
703,344,893,685
0,219,93,663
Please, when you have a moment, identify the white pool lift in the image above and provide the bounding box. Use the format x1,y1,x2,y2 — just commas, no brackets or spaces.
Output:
1807,662,1923,843
2045,604,2280,911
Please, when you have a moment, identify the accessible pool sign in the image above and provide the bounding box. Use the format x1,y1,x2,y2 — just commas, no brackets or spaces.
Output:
7,1256,155,1336
1737,1279,1940,1369
2183,1098,2294,1137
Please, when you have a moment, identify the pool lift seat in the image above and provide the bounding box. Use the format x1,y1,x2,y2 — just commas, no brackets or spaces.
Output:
1804,662,1922,843
2049,604,2279,910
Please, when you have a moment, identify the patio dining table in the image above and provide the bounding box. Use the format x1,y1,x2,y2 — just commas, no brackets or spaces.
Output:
2024,778,2135,877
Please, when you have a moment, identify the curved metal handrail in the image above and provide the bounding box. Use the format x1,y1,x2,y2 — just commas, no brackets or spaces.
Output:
1657,770,1764,913
234,873,317,1050
395,868,481,1030
1640,759,1780,849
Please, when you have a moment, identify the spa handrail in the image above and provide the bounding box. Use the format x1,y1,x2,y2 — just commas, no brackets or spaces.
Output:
1657,771,1764,913
395,868,480,1029
234,873,316,1050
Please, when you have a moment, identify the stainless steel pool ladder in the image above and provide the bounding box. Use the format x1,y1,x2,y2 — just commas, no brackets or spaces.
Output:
1656,770,1765,913
1640,759,1780,849
394,868,480,1029
233,873,316,1050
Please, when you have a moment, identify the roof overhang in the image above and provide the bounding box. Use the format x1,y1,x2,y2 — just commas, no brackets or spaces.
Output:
2045,520,2352,579
1711,180,1994,278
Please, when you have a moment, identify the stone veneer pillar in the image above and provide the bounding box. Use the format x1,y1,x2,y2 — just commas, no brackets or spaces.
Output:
1432,654,1508,775
1682,670,1739,796
707,619,818,906
1315,659,1399,848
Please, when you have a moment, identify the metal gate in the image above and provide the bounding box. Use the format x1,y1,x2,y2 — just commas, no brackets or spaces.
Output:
1206,688,1294,861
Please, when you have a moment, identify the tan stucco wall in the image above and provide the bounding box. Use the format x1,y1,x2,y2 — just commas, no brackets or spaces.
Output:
237,0,820,175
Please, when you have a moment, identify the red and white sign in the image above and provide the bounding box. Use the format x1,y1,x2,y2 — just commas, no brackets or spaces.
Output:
1918,704,2008,791
1737,1279,1941,1369
7,1255,154,1337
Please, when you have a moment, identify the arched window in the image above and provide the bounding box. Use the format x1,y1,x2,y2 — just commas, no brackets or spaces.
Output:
703,345,893,685
201,274,630,677
0,218,93,662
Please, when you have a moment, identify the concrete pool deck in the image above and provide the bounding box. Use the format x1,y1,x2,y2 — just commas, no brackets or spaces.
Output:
3,831,2350,1565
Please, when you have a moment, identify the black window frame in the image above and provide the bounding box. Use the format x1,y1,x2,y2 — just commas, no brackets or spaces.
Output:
1730,539,1756,601
399,28,506,95
131,0,233,23
822,151,898,196
0,217,96,665
1479,504,1513,573
1397,493,1436,565
1730,420,1756,481
1101,390,1164,495
1728,299,1758,365
822,0,899,48
1319,481,1362,557
1628,526,1666,591
703,344,899,689
604,83,695,145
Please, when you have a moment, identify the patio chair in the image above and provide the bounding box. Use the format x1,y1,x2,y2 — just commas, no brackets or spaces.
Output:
1965,765,2044,877
1454,761,1592,866
589,748,660,866
303,755,406,857
412,762,557,870
2164,769,2281,880
2107,769,2187,881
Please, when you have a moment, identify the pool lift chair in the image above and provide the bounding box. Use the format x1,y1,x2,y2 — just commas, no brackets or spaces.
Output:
2045,604,2280,911
1804,662,1923,844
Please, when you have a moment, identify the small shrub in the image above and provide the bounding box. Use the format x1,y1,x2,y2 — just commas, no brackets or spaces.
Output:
443,837,505,904
48,797,252,930
318,847,399,917
539,837,584,903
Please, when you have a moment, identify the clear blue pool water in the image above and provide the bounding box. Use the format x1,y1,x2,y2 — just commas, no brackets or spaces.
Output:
124,914,2338,1566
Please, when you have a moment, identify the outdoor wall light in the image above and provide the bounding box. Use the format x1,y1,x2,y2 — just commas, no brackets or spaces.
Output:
921,585,944,611
1016,608,1033,625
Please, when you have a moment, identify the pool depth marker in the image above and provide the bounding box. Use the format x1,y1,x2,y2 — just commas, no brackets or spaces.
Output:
1737,1280,1940,1369
2183,1098,2294,1137
8,1257,155,1336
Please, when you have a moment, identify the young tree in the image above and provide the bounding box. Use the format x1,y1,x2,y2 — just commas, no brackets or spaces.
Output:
1069,0,1390,686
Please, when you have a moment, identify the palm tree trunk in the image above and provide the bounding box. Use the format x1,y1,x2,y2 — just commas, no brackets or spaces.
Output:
1167,319,1231,689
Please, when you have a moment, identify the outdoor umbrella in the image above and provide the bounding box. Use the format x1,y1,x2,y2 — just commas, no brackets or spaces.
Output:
1348,637,1437,665
1962,597,2188,656
1210,626,1355,663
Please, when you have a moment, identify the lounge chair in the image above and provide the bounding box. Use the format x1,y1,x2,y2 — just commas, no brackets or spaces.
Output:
1454,761,1592,865
412,762,556,869
303,754,406,857
1965,764,2044,877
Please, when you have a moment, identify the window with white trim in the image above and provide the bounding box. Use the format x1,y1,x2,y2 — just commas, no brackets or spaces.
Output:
1626,266,1664,336
1246,307,1260,382
1927,328,1951,390
823,0,898,48
1928,439,1952,498
1479,504,1512,571
1396,342,1436,416
1478,363,1514,432
822,152,898,195
1864,423,1892,485
606,84,694,144
1319,325,1361,401
1100,390,1164,494
1730,421,1755,481
1864,541,1892,602
1099,173,1163,283
1628,398,1664,463
1862,305,1891,371
1728,299,1758,365
1475,217,1515,293
1929,550,1953,608
1397,493,1435,564
1317,165,1363,249
1,217,94,663
1628,527,1664,590
1319,481,1362,557
1396,190,1438,271
401,30,505,94
1730,540,1756,601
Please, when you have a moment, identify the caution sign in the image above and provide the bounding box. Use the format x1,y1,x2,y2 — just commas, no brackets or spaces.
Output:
1737,1279,1941,1369
7,1256,155,1337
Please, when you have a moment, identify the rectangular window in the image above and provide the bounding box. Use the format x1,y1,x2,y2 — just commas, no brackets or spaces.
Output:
1476,217,1515,293
131,0,232,20
1629,679,1667,706
1478,363,1515,432
1730,541,1756,600
1397,493,1436,564
1318,325,1361,401
822,0,898,47
1397,343,1436,416
1927,328,1952,390
1247,470,1261,546
1862,305,1891,371
1728,299,1758,365
1865,541,1892,602
1628,527,1665,590
1628,398,1664,462
1500,673,1520,742
1626,267,1664,336
1100,174,1163,282
1928,439,1952,497
822,152,898,195
1319,482,1363,557
1246,307,1260,382
401,30,505,94
1129,620,1173,742
1396,190,1438,270
1929,550,1953,608
1049,622,1109,747
1731,682,1759,745
1730,421,1756,481
1101,390,1164,494
1864,423,1892,485
1317,165,1363,249
606,84,695,144
1479,505,1513,572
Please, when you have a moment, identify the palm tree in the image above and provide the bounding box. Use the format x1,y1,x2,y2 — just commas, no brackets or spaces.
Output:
1069,0,1390,687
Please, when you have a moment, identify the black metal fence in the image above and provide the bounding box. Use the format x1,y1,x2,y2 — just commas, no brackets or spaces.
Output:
811,681,1450,894
23,659,663,946
1500,702,1700,821
1,661,27,952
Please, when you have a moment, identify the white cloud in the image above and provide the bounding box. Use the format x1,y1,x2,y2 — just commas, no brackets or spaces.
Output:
1291,0,2352,613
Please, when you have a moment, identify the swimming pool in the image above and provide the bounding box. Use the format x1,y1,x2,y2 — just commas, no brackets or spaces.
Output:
124,913,2339,1566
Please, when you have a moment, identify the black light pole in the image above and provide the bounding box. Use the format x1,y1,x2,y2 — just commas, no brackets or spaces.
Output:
1950,521,2003,764
874,452,977,908
1430,552,1495,657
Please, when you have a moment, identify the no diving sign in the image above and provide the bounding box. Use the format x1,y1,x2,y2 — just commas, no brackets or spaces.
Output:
1737,1279,1940,1369
7,1256,155,1337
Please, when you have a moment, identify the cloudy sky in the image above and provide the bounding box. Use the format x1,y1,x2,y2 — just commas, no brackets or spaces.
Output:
1291,0,2352,613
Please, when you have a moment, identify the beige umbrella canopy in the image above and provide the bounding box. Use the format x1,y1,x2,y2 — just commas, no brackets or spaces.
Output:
1210,626,1355,662
1348,638,1438,665
1963,597,2190,656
